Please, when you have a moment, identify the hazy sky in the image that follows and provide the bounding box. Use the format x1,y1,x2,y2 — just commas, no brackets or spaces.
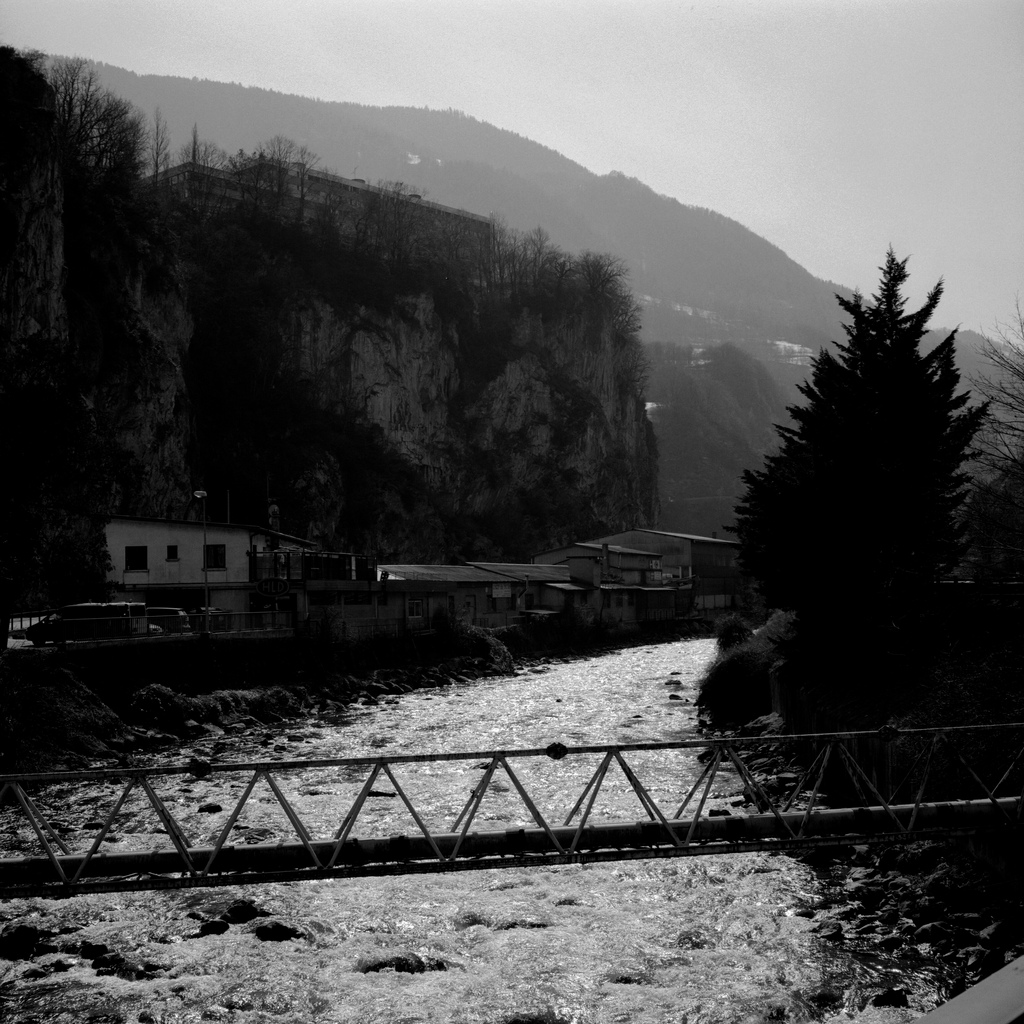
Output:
5,0,1022,330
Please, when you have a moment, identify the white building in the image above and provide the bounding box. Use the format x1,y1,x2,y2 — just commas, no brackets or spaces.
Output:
106,515,316,622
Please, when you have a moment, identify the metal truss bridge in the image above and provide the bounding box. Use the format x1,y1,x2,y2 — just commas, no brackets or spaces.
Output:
1,724,1022,898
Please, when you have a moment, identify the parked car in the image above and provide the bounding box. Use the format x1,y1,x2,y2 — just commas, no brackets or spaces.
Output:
186,607,231,632
25,602,147,645
147,607,192,634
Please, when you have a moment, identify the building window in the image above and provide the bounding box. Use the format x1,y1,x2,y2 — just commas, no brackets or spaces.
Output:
408,599,424,618
166,545,178,561
204,544,226,570
125,546,148,571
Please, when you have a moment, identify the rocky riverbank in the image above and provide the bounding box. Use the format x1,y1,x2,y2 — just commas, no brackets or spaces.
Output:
4,634,1022,1022
714,717,1024,1013
1,622,711,774
1,641,516,775
808,839,1024,1008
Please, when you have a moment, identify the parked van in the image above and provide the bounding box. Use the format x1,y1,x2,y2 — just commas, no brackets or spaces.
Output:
26,602,147,645
147,607,192,634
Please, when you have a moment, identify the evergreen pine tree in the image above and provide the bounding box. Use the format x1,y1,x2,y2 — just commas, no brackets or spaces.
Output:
734,250,987,636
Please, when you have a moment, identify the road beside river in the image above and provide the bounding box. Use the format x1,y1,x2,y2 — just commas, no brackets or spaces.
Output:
1,639,954,1023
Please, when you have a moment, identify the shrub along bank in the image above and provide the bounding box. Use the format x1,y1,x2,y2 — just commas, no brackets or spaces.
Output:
1,617,709,774
0,628,511,774
697,596,1024,734
693,601,1024,998
695,611,794,729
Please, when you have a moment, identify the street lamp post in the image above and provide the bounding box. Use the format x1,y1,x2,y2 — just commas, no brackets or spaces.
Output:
193,490,210,634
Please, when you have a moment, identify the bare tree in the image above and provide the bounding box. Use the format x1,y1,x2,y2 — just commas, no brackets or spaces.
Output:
311,190,344,249
485,217,528,300
974,299,1024,467
228,146,272,211
148,106,170,182
969,298,1024,573
263,135,296,212
48,57,146,182
359,180,427,268
435,215,475,280
615,337,652,398
523,226,558,292
573,250,643,335
575,250,628,300
294,143,320,223
176,123,228,221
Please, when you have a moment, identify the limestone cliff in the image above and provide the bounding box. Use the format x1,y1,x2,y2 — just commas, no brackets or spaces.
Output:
0,50,67,360
282,290,658,557
92,280,194,517
1,48,193,523
3,47,658,570
464,311,657,530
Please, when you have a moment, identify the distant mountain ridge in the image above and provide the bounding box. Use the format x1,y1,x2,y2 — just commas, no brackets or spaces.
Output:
89,62,866,385
80,60,995,537
90,61,991,396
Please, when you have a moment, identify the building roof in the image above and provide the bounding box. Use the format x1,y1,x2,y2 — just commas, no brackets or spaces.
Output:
576,541,662,557
593,529,739,546
377,564,512,584
467,562,571,583
159,162,492,226
108,514,317,548
532,542,661,560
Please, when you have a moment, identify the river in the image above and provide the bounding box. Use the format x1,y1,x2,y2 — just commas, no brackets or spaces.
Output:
0,638,951,1023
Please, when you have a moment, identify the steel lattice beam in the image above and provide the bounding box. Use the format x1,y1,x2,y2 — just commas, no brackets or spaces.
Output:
1,724,1022,898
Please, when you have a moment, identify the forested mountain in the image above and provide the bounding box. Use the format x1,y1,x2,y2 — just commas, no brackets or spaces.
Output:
93,62,994,398
90,63,857,387
2,49,660,617
11,54,994,582
644,343,791,537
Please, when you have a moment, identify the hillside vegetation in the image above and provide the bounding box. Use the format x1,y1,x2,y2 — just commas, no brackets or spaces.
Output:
0,49,658,617
645,342,790,536
80,62,1001,538
87,64,854,374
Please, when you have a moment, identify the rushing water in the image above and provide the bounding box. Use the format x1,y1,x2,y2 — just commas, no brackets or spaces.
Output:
1,639,949,1023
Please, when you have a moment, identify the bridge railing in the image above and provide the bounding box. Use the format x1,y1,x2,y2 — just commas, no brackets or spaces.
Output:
1,724,1022,896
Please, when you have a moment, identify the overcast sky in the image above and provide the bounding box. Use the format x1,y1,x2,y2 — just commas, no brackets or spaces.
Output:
5,0,1022,331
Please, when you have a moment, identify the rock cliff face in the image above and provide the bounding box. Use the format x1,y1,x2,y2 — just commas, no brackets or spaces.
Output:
289,293,461,485
1,49,194,522
285,292,658,555
463,311,657,528
3,48,658,564
0,52,67,360
92,282,194,517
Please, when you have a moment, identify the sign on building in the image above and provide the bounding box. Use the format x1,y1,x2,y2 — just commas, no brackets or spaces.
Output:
255,577,290,598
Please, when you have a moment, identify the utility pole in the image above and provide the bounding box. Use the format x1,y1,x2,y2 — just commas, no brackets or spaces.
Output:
193,490,210,634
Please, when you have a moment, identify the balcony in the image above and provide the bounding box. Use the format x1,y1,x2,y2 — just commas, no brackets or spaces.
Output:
250,551,302,582
249,550,376,583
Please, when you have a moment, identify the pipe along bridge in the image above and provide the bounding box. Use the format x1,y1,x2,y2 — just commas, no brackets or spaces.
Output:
1,724,1022,898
